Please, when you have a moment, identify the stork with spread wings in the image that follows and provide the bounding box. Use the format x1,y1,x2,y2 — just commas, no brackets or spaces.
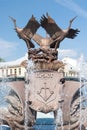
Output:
9,14,80,63
40,13,80,50
9,15,40,49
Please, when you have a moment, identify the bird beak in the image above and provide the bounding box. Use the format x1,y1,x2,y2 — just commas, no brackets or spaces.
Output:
72,16,77,21
70,16,77,23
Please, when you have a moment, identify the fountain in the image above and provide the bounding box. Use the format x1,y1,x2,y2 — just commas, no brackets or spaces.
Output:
1,13,86,130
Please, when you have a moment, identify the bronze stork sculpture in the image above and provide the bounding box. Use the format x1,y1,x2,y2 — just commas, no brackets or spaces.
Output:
9,15,40,49
40,13,80,50
9,13,80,63
29,13,80,63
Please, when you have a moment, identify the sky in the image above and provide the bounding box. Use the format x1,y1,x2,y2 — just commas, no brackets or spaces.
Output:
0,0,87,61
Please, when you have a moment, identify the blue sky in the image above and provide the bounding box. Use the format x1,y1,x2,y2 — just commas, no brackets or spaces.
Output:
0,0,87,61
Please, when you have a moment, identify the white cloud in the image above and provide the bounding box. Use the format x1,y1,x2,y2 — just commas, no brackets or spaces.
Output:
58,49,77,59
55,0,87,19
0,38,18,59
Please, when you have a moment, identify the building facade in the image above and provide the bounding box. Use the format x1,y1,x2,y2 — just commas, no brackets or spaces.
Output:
0,54,27,78
62,57,80,77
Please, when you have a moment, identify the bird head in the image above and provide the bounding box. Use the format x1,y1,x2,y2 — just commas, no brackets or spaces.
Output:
69,16,77,24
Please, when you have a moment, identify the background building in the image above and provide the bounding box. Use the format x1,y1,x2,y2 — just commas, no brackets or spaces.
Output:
62,57,80,77
0,54,27,78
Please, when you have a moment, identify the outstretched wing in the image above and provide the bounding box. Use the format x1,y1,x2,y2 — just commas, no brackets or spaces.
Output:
23,15,40,38
66,28,80,39
40,13,62,40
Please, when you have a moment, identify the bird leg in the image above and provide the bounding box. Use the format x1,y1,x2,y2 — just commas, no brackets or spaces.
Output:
55,41,60,50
